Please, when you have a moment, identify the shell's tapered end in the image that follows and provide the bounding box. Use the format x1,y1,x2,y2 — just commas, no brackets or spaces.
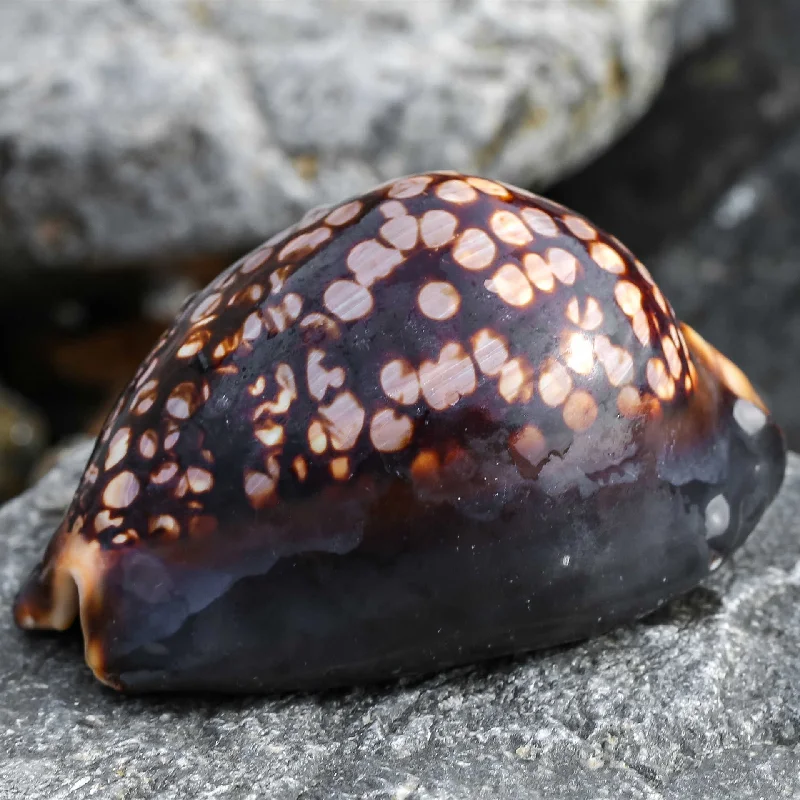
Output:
13,522,114,688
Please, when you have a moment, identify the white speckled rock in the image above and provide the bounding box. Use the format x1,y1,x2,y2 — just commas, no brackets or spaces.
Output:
1,442,799,798
0,0,684,269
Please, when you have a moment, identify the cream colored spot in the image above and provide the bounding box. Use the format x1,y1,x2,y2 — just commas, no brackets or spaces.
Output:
705,494,730,539
510,425,547,465
562,215,596,240
249,376,266,397
436,179,478,204
632,310,650,347
166,382,198,420
419,342,477,411
370,409,414,453
149,515,180,539
139,430,158,459
308,420,328,454
293,456,308,481
490,210,532,247
636,259,655,284
522,253,555,292
617,386,643,418
594,335,633,387
103,471,140,510
246,284,264,304
132,380,158,416
177,330,210,359
562,332,594,376
164,428,179,449
111,530,138,546
521,207,559,237
319,391,366,451
566,296,603,330
388,175,432,199
380,359,420,405
152,462,179,484
279,226,331,261
563,391,598,432
466,176,510,198
253,364,297,416
615,280,642,316
452,228,496,271
265,292,303,333
733,398,767,436
380,215,418,251
498,357,534,403
211,330,242,362
330,456,351,481
268,265,291,295
379,200,408,219
420,210,458,248
591,242,625,275
297,205,330,229
662,336,682,379
186,466,214,494
244,469,276,509
485,264,533,307
255,421,284,448
418,281,461,320
539,360,573,407
324,280,373,322
105,427,131,470
190,293,222,323
307,349,346,401
135,358,158,389
325,200,362,226
546,248,578,285
347,239,404,286
299,312,340,338
95,510,123,533
471,329,509,376
242,312,262,341
652,285,669,315
240,246,273,275
647,358,675,400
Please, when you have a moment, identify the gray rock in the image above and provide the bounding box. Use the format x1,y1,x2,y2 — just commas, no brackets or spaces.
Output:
0,0,681,270
1,441,799,799
673,0,735,54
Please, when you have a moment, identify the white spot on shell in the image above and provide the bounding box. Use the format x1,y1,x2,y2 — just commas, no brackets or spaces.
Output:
318,391,366,451
307,350,345,401
324,280,373,322
325,200,362,226
105,427,131,470
190,293,222,323
490,210,532,247
347,240,404,286
380,215,418,251
521,207,559,237
705,494,730,539
279,226,332,261
418,281,461,320
485,264,533,307
388,175,432,199
381,359,420,405
436,179,478,204
186,467,214,494
471,329,509,376
591,242,626,275
420,210,458,248
370,409,414,453
419,342,477,411
452,228,496,271
733,398,767,436
103,471,140,510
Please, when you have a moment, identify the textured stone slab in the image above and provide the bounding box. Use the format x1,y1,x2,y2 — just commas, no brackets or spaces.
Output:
0,0,682,270
1,442,798,798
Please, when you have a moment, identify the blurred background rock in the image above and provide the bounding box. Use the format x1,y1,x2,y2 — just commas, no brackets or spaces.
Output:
0,0,797,501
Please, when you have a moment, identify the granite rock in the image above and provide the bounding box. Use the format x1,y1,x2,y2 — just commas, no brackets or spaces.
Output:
1,442,799,799
0,0,682,270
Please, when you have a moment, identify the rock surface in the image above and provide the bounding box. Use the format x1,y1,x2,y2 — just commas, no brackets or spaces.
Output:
0,0,681,269
1,442,799,799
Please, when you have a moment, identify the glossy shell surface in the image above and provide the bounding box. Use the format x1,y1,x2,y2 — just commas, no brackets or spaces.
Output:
14,172,786,693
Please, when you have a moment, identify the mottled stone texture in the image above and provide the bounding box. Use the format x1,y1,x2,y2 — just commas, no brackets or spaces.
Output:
1,441,799,799
0,0,683,270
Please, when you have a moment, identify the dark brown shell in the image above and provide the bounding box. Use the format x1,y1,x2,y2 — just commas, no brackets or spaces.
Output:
14,172,786,693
